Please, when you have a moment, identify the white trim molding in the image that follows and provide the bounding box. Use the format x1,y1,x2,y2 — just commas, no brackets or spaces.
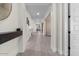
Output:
51,4,57,53
51,3,68,56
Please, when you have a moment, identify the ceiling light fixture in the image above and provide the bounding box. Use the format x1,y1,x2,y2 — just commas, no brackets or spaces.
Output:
36,12,40,15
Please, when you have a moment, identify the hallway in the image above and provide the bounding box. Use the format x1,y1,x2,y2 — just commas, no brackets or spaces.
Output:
19,32,59,56
0,3,67,56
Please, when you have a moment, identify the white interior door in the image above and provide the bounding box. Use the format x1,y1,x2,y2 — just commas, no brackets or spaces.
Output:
70,3,79,56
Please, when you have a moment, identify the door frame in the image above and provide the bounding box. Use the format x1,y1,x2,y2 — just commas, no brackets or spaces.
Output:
63,3,70,56
68,3,70,56
51,3,69,56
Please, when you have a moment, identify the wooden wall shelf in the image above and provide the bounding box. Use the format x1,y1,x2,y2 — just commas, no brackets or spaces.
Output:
0,31,22,44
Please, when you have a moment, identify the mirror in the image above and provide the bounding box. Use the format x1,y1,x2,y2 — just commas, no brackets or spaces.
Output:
0,3,12,21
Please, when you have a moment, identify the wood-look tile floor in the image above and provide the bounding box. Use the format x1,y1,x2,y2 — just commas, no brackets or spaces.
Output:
19,32,60,56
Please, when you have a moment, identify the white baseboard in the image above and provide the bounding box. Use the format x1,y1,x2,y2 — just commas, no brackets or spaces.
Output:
58,50,63,55
51,47,57,53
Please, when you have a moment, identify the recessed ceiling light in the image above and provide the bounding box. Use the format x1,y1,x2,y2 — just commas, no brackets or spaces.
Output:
37,12,40,15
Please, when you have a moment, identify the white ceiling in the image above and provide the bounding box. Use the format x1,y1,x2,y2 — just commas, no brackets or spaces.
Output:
25,3,51,23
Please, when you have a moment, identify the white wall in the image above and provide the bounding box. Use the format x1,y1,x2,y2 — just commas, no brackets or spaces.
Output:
0,3,36,56
56,3,63,55
51,4,57,53
0,3,19,56
63,4,68,56
70,3,79,56
17,3,36,53
0,37,19,56
0,4,18,33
